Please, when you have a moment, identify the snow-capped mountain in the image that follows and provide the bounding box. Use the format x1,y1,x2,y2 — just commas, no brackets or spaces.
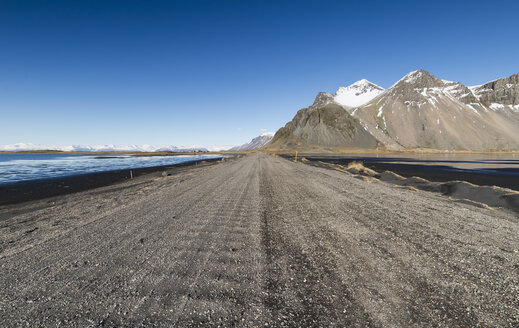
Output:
267,70,519,151
351,70,519,151
229,132,275,151
0,143,209,152
334,79,385,108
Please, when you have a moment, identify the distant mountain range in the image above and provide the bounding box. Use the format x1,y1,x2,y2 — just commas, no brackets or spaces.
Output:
0,143,210,152
267,70,519,151
229,132,274,151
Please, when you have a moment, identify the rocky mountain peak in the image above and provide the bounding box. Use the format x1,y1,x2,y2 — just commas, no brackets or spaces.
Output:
311,92,335,108
393,69,444,89
339,79,384,93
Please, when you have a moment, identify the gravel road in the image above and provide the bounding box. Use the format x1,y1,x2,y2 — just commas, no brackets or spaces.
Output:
1,153,518,327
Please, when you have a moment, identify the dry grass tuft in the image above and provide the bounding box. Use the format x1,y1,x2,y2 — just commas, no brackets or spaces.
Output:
345,161,377,176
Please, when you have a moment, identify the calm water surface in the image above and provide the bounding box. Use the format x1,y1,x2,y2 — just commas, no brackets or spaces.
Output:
0,153,224,185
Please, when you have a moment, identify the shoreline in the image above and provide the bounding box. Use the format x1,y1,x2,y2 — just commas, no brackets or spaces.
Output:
3,150,519,209
0,150,251,156
0,157,227,206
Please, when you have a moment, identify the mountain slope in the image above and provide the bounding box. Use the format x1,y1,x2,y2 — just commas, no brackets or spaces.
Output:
351,70,519,151
229,132,274,151
267,93,379,150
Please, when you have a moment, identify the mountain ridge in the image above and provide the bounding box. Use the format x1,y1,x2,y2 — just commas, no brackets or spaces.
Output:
266,70,519,151
229,132,274,151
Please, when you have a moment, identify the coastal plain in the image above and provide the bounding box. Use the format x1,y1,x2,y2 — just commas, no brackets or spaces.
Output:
1,153,518,326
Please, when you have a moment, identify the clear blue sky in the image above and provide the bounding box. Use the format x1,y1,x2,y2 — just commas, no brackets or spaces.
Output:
1,0,518,147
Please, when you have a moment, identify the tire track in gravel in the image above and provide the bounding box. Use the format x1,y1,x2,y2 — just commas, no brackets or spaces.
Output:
288,157,518,326
1,153,518,327
1,161,229,303
259,155,377,327
2,158,264,326
258,154,518,327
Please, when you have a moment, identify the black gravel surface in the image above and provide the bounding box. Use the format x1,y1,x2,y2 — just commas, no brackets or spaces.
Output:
1,154,518,327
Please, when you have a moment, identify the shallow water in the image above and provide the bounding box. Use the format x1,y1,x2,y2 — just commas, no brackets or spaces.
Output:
0,153,224,185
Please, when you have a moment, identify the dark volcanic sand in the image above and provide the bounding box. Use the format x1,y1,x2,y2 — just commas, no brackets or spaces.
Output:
287,155,519,192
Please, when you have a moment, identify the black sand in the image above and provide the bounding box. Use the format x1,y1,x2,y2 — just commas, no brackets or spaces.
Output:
290,155,519,191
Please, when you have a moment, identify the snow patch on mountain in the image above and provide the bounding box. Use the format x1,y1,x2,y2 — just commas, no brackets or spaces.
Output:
334,79,385,108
